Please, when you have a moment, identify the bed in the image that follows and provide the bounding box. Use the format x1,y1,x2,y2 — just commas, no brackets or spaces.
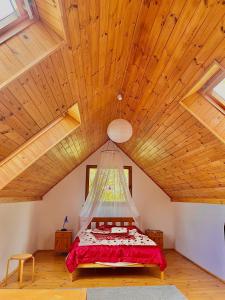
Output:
66,217,167,281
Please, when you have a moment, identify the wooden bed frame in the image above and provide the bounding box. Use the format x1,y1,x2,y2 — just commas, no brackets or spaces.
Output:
70,217,165,281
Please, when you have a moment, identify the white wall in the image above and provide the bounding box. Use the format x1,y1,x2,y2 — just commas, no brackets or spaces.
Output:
38,144,175,250
0,201,40,281
174,202,225,280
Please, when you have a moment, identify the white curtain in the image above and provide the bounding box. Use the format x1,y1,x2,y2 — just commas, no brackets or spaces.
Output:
78,148,140,235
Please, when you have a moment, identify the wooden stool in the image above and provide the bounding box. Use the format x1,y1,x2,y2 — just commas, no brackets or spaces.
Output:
5,253,35,288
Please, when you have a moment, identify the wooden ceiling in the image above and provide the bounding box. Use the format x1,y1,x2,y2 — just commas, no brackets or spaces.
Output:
0,0,224,204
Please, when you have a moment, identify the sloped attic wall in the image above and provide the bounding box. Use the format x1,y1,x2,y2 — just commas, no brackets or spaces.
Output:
37,144,175,249
0,201,41,281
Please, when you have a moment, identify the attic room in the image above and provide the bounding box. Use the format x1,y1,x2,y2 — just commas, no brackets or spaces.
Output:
0,0,224,299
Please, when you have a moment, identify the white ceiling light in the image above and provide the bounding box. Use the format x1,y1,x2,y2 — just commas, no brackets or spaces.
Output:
117,94,123,101
107,94,133,143
107,118,133,143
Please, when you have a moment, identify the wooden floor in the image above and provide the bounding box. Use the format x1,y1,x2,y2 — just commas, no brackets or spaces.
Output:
1,250,224,300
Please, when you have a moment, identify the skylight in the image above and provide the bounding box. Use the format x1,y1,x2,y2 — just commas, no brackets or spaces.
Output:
200,64,225,114
0,0,18,29
0,0,37,43
212,78,225,101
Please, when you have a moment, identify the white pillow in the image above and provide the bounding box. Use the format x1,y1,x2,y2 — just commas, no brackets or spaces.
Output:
129,229,137,235
111,227,127,233
91,228,110,234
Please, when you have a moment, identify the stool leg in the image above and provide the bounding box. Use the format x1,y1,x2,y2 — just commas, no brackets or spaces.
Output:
18,261,21,281
5,259,10,286
32,256,35,283
19,260,24,288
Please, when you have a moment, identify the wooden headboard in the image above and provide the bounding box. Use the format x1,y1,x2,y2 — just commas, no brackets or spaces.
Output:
87,217,134,229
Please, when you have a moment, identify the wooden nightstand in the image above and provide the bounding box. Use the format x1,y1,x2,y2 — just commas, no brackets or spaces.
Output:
55,230,72,253
145,229,163,249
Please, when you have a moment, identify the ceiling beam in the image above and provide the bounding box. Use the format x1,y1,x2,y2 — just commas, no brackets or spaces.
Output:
0,104,80,191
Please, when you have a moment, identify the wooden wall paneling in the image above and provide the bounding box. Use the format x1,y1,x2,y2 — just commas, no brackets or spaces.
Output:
35,0,65,38
3,36,36,66
140,66,221,157
0,135,19,161
27,22,62,50
50,49,74,108
6,80,46,129
123,1,224,155
0,22,63,89
181,93,225,144
133,1,217,129
183,61,221,99
0,23,68,164
0,154,73,198
103,0,120,85
0,44,23,82
0,88,40,135
40,54,67,113
19,71,54,123
121,0,178,116
30,64,61,118
151,144,221,180
77,0,94,113
60,45,80,104
98,0,110,90
0,105,80,192
0,1,224,203
120,1,225,201
148,135,221,169
0,122,26,151
0,137,107,200
62,1,89,141
103,0,143,140
121,0,199,152
0,102,29,142
88,0,100,89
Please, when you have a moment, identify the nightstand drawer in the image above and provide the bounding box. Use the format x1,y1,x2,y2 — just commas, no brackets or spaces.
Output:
55,230,72,253
55,231,70,238
145,229,163,249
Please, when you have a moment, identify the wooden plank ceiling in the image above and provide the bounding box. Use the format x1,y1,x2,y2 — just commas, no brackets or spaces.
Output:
0,0,224,203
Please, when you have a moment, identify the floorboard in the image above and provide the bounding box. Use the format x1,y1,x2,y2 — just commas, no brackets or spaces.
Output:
1,250,224,300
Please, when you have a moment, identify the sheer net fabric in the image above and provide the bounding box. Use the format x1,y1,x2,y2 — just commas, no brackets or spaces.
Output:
78,149,140,236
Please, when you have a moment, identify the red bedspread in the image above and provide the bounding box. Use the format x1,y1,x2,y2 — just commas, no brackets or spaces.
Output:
66,237,167,272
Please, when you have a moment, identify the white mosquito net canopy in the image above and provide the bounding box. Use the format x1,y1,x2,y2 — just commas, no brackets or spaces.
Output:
79,146,140,234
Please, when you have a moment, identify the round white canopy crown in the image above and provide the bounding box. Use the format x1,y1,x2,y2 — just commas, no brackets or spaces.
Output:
107,118,133,143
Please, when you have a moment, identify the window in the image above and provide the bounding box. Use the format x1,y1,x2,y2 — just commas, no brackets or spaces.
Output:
212,78,225,102
0,0,37,43
201,66,225,114
85,165,132,200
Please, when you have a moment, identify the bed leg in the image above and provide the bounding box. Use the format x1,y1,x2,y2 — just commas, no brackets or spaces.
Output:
70,271,77,282
160,271,165,280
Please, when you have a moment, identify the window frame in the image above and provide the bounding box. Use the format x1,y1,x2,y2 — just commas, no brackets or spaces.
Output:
0,0,38,44
85,165,132,199
200,67,225,115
